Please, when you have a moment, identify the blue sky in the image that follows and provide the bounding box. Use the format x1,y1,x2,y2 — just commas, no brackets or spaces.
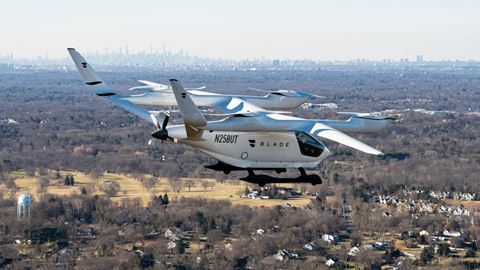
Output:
1,0,479,60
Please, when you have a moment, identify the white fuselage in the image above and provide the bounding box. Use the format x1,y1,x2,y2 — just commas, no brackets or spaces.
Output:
166,125,331,169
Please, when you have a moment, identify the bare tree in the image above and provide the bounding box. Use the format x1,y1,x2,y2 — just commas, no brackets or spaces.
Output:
89,168,104,182
101,181,121,197
201,181,209,190
184,179,196,192
207,181,216,190
142,176,158,192
37,176,49,193
168,178,183,193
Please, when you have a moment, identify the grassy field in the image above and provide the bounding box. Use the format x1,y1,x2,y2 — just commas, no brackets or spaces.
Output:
445,199,480,210
5,171,313,208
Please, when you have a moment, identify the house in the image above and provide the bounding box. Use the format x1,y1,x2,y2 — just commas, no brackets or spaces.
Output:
274,249,299,261
304,242,320,251
321,233,338,244
325,257,346,268
167,241,176,250
419,230,429,236
367,241,392,250
443,230,461,238
325,258,336,267
165,227,184,241
432,236,447,242
134,249,144,256
348,246,360,256
301,102,338,110
247,191,259,199
256,229,265,235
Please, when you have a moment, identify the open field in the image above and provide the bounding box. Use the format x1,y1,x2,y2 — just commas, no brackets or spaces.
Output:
5,171,314,208
445,199,480,210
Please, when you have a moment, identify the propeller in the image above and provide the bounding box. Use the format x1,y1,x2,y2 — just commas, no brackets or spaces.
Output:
150,112,171,142
247,87,325,99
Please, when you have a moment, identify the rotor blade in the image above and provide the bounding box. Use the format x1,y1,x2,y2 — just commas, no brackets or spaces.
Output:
162,113,169,130
150,113,161,129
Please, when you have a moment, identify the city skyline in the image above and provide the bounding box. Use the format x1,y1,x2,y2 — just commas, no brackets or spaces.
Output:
1,0,479,61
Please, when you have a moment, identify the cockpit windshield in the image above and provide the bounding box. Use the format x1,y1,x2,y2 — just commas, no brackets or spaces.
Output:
295,131,325,157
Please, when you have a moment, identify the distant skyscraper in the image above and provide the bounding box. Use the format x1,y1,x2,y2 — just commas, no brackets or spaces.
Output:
416,55,424,63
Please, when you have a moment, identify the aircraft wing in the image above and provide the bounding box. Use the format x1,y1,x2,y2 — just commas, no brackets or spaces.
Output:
67,48,157,125
266,114,384,155
307,122,383,155
125,80,267,114
211,96,269,114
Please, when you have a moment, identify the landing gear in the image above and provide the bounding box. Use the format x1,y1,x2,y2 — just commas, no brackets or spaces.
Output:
205,161,286,175
204,161,322,186
240,167,322,186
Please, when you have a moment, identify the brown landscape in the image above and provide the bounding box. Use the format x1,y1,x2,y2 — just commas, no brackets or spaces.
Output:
1,66,480,269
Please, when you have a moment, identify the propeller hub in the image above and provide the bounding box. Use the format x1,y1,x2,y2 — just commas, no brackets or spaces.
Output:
151,129,169,140
151,112,170,141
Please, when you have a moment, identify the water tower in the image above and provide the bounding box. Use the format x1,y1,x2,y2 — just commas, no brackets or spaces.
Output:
17,194,31,220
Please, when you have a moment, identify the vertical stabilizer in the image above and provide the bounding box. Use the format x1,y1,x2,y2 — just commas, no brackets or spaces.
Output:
170,79,207,137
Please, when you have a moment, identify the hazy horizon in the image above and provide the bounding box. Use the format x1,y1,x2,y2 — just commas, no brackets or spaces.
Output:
1,0,479,61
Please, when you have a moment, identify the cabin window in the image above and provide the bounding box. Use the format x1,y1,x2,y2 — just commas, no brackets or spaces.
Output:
295,131,325,157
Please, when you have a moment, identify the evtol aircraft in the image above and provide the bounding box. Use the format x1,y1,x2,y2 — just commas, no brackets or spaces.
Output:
122,80,322,112
68,48,394,186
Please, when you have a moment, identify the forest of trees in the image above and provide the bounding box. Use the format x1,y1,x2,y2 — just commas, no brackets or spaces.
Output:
0,194,347,269
0,68,479,192
0,67,480,268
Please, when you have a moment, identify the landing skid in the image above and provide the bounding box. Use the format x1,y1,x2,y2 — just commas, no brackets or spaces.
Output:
205,161,286,174
240,174,322,187
204,161,321,186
